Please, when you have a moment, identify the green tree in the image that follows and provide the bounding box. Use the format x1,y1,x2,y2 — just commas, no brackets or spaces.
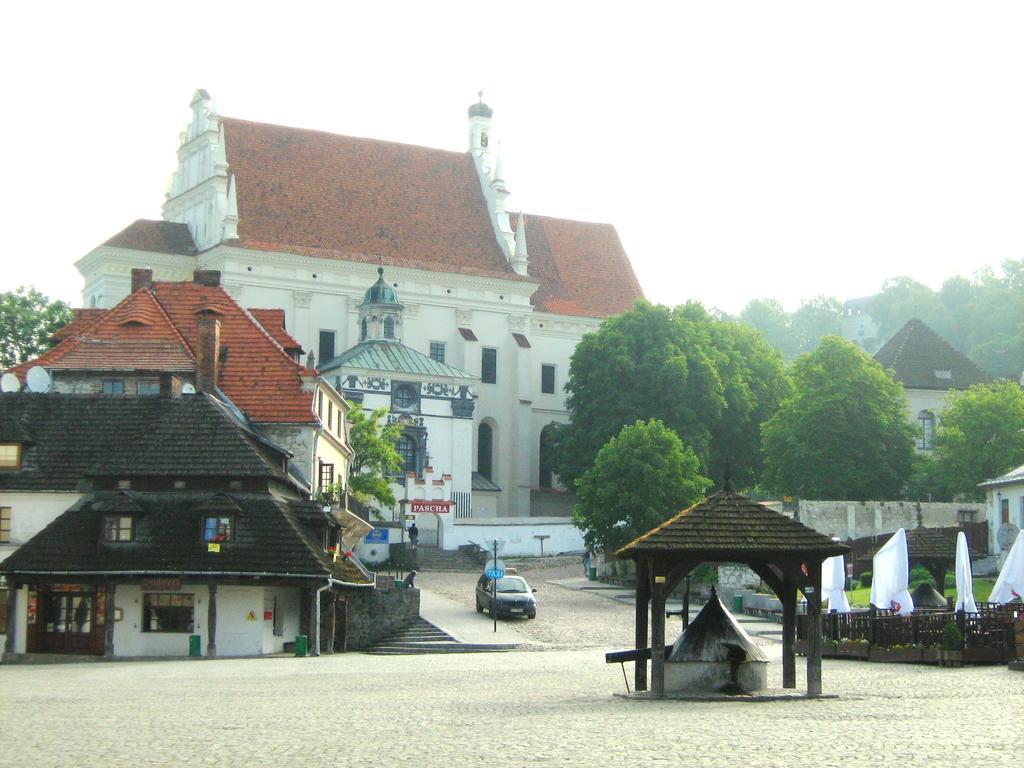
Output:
789,296,844,354
346,402,403,508
573,419,710,552
551,301,789,491
930,381,1024,501
761,336,916,500
0,286,73,368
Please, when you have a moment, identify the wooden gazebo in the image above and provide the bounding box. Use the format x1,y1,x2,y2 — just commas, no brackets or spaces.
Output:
614,489,850,697
862,526,960,598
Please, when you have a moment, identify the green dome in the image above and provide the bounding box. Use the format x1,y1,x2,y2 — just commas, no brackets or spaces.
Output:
468,100,493,119
364,267,400,305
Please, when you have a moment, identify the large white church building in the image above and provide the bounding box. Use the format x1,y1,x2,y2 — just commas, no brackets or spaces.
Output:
75,90,644,526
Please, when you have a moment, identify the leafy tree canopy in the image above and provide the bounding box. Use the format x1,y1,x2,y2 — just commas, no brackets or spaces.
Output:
739,295,845,362
761,336,916,500
0,286,73,368
929,381,1024,501
550,301,789,491
345,402,403,509
573,419,710,552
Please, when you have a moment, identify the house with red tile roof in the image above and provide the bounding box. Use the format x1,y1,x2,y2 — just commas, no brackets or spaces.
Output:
7,269,352,497
73,91,644,520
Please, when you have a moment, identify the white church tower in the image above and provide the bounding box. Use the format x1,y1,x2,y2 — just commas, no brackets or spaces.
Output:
468,94,520,270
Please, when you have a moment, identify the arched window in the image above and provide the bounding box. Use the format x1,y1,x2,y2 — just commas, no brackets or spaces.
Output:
396,435,418,476
360,317,368,341
383,316,395,339
917,410,935,450
539,424,556,488
477,423,493,481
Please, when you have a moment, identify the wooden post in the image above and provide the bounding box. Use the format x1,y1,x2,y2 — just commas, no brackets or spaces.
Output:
4,582,17,654
104,584,116,657
781,582,797,689
309,587,319,656
207,584,218,657
634,557,650,692
328,593,337,655
651,577,667,697
806,562,823,697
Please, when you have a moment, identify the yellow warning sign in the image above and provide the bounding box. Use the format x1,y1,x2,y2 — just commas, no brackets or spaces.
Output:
207,542,221,553
246,610,257,621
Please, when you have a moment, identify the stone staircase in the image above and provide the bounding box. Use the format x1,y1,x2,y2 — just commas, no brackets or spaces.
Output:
412,544,485,572
362,617,518,655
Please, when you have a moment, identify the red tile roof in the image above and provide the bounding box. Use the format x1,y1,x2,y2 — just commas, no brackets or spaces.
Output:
50,308,109,341
248,308,304,353
103,220,197,255
219,117,644,319
8,282,318,425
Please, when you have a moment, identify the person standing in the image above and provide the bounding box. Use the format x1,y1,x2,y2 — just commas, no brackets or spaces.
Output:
408,522,419,548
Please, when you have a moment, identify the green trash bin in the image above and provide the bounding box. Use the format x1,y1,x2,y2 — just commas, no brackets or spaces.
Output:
188,634,202,657
295,634,308,657
588,566,597,581
731,594,744,614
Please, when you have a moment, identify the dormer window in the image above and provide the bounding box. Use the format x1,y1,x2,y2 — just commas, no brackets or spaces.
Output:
203,515,234,543
103,515,135,542
0,444,21,469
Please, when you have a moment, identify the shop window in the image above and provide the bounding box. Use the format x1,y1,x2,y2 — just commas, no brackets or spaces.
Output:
0,507,10,543
102,380,125,395
541,364,556,394
142,593,195,633
429,341,446,363
103,515,134,542
481,348,497,384
203,515,234,543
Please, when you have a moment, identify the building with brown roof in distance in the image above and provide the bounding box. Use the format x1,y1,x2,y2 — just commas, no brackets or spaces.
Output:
873,318,992,451
73,91,645,521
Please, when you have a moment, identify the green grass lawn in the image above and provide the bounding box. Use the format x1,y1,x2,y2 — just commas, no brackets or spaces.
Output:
843,578,995,608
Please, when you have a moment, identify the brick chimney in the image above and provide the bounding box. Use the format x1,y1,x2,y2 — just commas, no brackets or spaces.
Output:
195,311,221,393
193,269,221,287
131,268,153,293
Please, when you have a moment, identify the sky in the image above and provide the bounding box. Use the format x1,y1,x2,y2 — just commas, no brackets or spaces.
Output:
2,2,1023,315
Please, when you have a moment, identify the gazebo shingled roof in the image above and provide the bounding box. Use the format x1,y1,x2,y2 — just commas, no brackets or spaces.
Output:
617,490,849,559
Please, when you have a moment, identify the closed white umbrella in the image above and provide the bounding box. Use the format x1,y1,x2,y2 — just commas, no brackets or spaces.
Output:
990,530,1024,605
870,528,914,616
954,531,978,613
822,554,851,613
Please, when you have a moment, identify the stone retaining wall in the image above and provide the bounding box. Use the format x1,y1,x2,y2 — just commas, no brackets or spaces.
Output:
333,587,420,651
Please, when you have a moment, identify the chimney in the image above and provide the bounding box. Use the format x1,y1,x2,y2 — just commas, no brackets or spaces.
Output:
131,268,153,293
193,269,221,287
196,311,221,393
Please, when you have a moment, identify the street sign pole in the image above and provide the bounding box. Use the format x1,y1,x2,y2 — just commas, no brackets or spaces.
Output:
492,539,498,634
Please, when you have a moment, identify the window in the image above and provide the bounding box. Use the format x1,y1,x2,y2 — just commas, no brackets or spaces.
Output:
203,515,234,543
1001,498,1010,525
383,316,396,339
917,411,935,450
101,380,125,395
328,400,333,431
429,341,446,363
392,383,419,412
319,462,335,493
360,318,368,341
143,593,195,633
103,515,134,542
541,364,556,395
0,444,20,469
319,330,336,364
396,435,418,476
481,348,497,384
478,423,493,481
0,507,10,543
137,381,160,396
318,391,324,419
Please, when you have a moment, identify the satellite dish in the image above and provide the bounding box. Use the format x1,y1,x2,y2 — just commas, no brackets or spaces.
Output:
26,367,51,393
0,373,20,393
997,523,1020,551
181,382,196,394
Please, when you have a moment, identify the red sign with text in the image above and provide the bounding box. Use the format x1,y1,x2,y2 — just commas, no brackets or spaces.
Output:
410,500,452,514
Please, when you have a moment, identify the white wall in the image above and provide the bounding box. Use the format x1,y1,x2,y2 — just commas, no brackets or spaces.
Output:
446,517,584,556
0,492,82,565
111,584,301,657
985,484,1024,558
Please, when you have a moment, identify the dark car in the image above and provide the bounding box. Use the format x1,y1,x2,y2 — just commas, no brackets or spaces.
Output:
475,574,537,619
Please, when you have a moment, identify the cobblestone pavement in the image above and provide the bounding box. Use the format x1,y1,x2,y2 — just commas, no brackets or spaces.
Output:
1,563,1020,768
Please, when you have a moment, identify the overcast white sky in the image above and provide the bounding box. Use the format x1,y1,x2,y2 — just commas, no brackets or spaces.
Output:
3,2,1022,314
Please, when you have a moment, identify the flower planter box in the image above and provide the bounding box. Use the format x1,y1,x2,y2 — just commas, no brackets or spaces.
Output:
961,647,1007,665
938,650,962,667
919,648,940,664
869,647,923,663
835,641,870,660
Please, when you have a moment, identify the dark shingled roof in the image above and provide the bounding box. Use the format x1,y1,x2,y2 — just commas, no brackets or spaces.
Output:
873,318,991,391
103,220,198,256
864,526,959,563
0,393,289,491
0,490,368,583
616,490,849,559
